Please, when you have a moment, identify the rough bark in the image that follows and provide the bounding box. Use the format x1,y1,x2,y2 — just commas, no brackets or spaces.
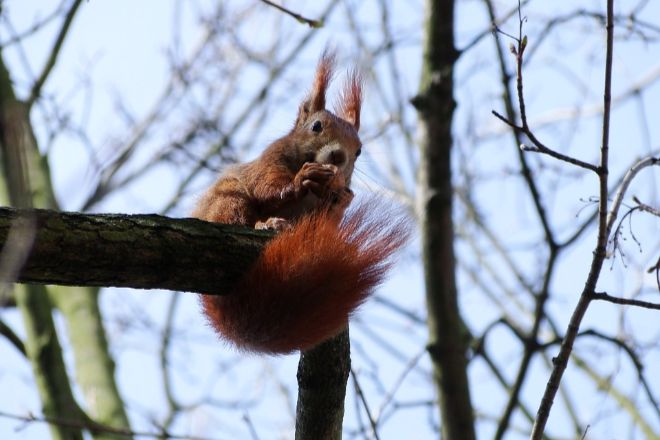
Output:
413,0,476,438
295,328,350,440
0,207,271,293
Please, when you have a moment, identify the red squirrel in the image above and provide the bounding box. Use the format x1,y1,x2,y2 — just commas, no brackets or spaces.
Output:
193,51,409,354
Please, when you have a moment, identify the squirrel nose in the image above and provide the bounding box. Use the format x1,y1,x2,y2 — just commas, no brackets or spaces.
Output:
330,149,347,166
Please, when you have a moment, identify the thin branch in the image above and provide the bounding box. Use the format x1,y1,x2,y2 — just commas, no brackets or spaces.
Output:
559,154,659,248
484,0,557,249
259,0,323,28
606,157,659,234
0,3,67,47
484,65,660,138
27,0,83,109
490,2,600,174
530,0,616,437
374,350,426,425
492,109,597,172
484,2,566,437
0,410,215,440
159,292,182,432
372,295,426,325
589,291,660,310
633,195,660,217
574,357,658,437
579,329,660,421
472,345,541,430
242,412,261,440
351,369,380,440
0,318,26,355
490,110,599,175
159,0,341,215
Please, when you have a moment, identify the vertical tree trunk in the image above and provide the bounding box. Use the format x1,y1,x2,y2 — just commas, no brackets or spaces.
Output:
295,329,350,440
0,48,130,438
413,0,476,438
0,52,84,440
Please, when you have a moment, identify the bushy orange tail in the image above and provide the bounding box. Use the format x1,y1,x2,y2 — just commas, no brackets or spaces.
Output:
200,199,411,354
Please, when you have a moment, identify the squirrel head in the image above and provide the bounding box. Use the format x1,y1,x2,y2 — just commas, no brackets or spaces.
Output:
288,50,363,186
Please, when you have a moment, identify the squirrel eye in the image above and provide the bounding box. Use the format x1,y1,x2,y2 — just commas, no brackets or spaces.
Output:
356,148,362,158
311,120,323,133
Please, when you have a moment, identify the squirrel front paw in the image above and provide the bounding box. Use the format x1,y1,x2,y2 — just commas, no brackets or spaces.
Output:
295,163,338,198
255,217,293,231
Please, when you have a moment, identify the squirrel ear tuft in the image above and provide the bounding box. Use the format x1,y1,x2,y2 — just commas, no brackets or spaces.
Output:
295,48,336,127
337,69,362,131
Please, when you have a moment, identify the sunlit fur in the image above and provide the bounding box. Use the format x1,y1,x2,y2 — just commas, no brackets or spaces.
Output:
337,68,362,131
195,50,409,354
200,199,410,353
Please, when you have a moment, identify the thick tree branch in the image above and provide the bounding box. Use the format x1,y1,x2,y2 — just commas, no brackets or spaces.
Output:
0,207,271,294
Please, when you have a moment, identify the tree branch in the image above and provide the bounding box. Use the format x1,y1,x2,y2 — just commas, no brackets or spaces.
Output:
589,291,660,310
530,0,616,437
633,196,660,217
259,0,323,28
0,318,26,355
0,409,215,440
0,207,272,294
27,0,83,109
606,156,659,234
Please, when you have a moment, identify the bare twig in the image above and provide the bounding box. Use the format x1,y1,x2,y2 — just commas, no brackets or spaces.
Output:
375,350,426,424
648,256,660,291
530,0,616,437
489,20,600,175
489,1,600,175
606,157,660,233
484,0,557,247
242,412,261,440
0,3,67,47
259,0,323,28
0,318,26,355
159,292,182,432
27,0,83,109
351,369,380,440
484,2,566,437
633,195,660,217
0,410,215,440
590,291,660,310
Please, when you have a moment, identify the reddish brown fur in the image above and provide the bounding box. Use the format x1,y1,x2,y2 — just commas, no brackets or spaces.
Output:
295,49,336,127
194,51,408,354
200,200,410,353
337,69,363,131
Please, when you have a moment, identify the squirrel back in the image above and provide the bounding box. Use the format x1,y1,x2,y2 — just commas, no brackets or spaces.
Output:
194,50,410,354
